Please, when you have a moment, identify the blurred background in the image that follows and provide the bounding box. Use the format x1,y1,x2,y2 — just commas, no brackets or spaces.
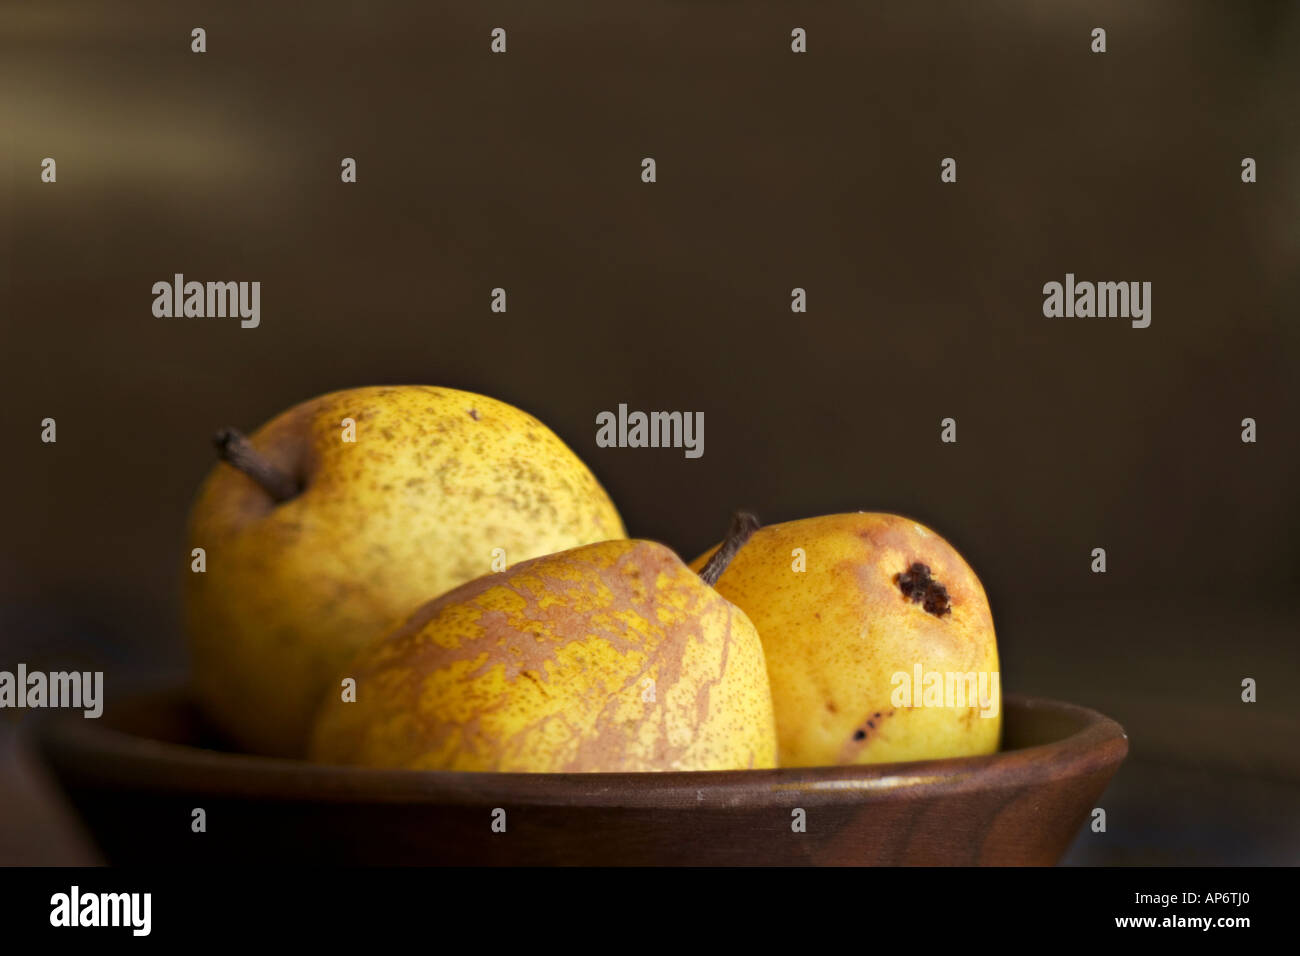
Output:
2,0,1297,864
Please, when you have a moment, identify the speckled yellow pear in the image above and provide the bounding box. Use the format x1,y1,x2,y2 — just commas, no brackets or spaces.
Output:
185,386,625,757
691,513,1000,767
308,531,777,772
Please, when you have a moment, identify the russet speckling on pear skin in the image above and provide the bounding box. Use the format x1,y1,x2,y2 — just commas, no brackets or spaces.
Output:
184,385,625,757
308,532,778,773
692,512,1001,768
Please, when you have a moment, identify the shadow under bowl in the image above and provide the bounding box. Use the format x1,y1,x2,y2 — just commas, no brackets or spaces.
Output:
32,688,1126,865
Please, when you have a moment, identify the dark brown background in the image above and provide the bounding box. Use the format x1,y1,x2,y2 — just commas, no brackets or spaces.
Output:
2,1,1297,864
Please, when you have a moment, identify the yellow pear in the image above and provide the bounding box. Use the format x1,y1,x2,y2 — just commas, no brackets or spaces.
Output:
185,385,624,757
691,512,1000,767
308,531,777,772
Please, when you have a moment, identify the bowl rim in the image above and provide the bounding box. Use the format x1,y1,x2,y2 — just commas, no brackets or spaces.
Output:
30,687,1128,809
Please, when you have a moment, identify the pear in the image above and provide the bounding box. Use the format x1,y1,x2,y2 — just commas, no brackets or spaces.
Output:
185,385,624,757
691,512,1000,767
308,520,777,772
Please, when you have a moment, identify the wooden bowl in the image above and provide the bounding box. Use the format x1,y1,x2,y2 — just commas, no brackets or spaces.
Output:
31,687,1126,865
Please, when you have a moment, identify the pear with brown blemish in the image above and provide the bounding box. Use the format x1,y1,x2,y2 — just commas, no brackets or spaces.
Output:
185,386,625,757
691,513,1001,767
308,517,777,772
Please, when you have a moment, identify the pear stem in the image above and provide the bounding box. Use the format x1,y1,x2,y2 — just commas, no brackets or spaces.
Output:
698,511,760,586
213,428,301,503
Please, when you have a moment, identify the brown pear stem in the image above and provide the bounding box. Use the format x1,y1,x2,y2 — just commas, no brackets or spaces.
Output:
698,511,760,586
213,428,300,503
